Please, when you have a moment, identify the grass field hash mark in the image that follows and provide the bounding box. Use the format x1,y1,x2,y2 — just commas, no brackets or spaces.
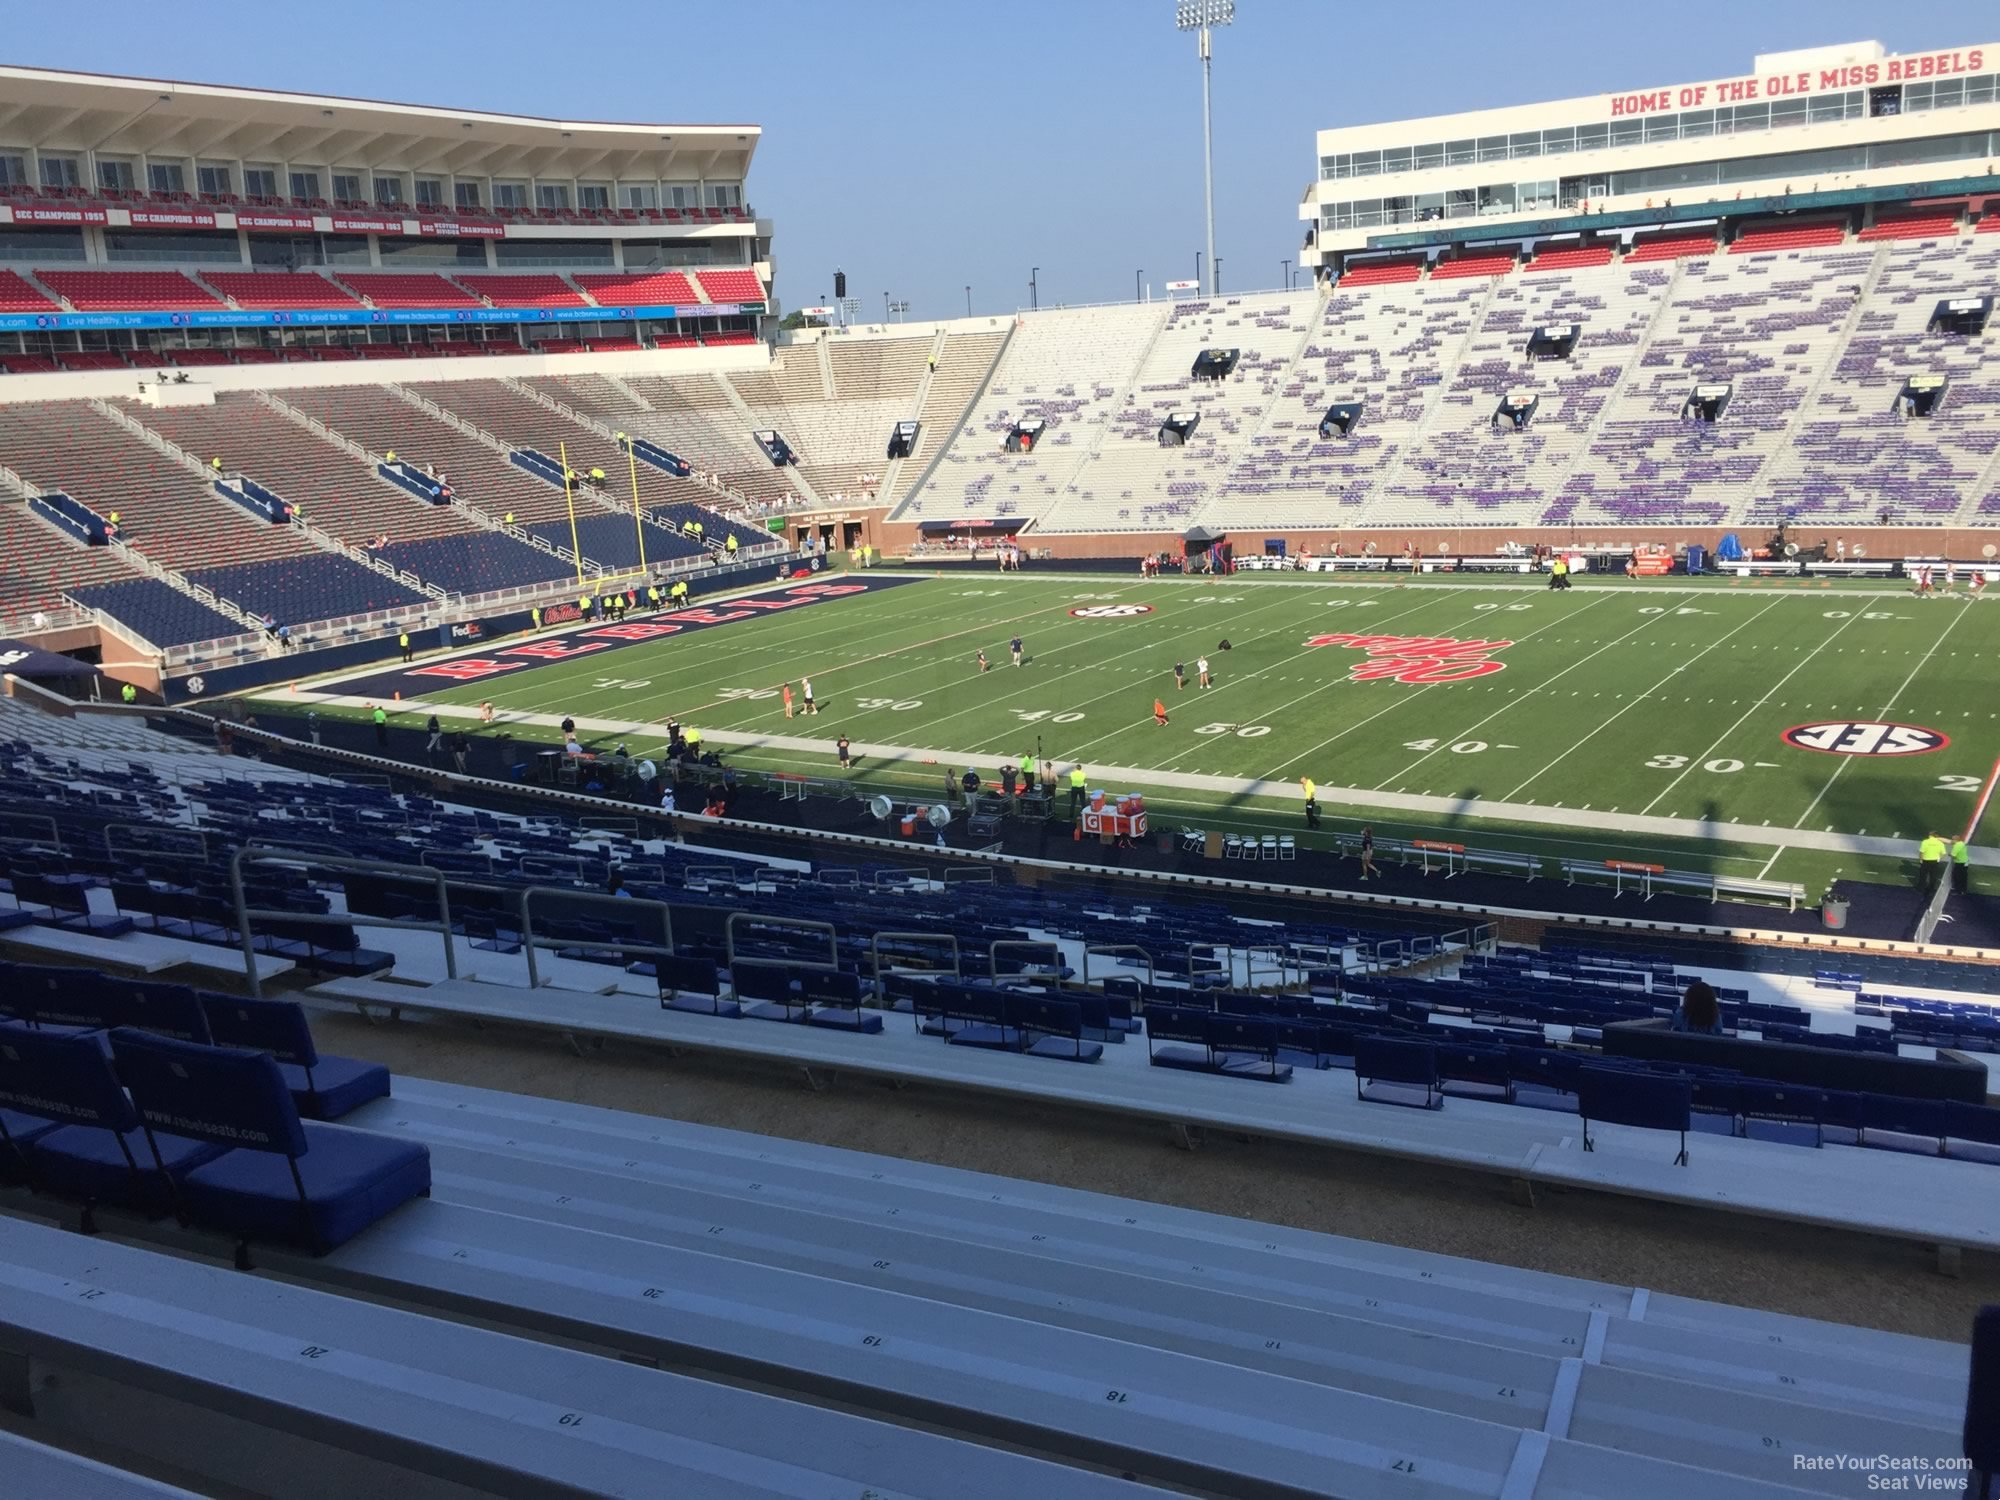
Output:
1638,607,1873,817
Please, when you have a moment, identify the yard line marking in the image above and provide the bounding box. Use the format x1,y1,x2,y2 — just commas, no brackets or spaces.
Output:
1754,848,1785,880
1638,608,1872,816
1500,599,1785,801
1790,600,1974,831
1369,596,1648,790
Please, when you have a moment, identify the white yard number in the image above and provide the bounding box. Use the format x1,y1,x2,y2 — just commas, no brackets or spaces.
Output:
1195,723,1271,738
955,589,1003,597
1014,709,1084,724
1403,739,1488,754
1190,595,1243,604
1645,754,1742,773
854,697,923,711
1472,603,1531,612
592,677,654,691
1822,611,1897,620
1937,774,1983,793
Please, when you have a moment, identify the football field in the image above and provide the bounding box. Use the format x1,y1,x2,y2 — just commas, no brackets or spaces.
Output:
277,569,2000,894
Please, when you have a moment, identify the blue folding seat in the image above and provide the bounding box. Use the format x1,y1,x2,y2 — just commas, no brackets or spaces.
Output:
0,1026,224,1224
1005,995,1102,1064
109,1029,429,1259
198,995,390,1120
1354,1035,1439,1109
656,954,737,1017
1946,1102,2000,1166
1857,1094,1950,1156
1144,1007,1215,1071
1738,1081,1826,1148
1435,1043,1511,1102
1579,1067,1692,1165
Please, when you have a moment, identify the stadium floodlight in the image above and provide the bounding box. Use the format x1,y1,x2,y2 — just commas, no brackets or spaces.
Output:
1175,0,1233,297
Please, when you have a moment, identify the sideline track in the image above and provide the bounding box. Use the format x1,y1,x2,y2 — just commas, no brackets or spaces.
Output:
260,690,2000,870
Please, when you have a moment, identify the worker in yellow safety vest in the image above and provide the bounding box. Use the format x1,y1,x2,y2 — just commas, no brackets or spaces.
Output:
120,682,137,705
1068,764,1088,816
1920,832,1947,894
726,534,738,554
1953,835,1971,894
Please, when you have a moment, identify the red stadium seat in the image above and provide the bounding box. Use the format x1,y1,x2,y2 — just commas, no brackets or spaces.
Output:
205,273,360,309
1527,244,1616,271
38,270,222,311
694,269,765,303
573,271,696,305
1626,232,1718,262
0,270,57,312
1430,252,1515,279
1857,213,1960,242
455,274,587,308
1729,221,1847,253
335,273,482,309
1336,258,1422,287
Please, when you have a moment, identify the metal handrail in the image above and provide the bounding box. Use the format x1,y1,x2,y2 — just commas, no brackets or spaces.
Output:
104,821,207,863
869,930,960,1003
519,884,673,991
228,846,456,999
1080,943,1153,989
724,912,838,1002
989,938,1063,987
1186,941,1230,988
0,812,62,853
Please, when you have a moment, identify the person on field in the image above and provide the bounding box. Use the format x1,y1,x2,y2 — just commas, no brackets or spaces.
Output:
1920,831,1947,893
801,676,817,714
1069,764,1087,815
1197,655,1212,689
1173,662,1186,691
1153,698,1169,727
782,682,794,718
1300,776,1320,829
1953,834,1971,893
1358,826,1379,880
837,734,851,769
977,649,990,673
1010,634,1024,667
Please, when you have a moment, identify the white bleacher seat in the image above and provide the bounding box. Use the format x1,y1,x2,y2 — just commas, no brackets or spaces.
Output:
0,1429,201,1499
0,1216,1154,1500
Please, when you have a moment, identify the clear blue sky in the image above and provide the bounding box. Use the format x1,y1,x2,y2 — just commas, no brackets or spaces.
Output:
22,0,1998,317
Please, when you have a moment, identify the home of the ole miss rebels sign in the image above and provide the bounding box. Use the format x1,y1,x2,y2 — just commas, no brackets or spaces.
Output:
1610,45,1989,117
1306,633,1513,683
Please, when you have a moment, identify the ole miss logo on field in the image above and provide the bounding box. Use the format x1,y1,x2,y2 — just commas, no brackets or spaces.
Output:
1781,721,1949,757
1068,603,1155,619
1306,633,1513,684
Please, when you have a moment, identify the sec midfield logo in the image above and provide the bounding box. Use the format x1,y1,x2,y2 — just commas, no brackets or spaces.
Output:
1781,721,1948,756
1068,604,1155,619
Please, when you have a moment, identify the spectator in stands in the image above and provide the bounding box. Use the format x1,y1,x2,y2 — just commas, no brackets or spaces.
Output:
307,710,320,746
504,512,515,527
277,624,292,651
209,456,223,472
424,715,443,765
606,871,631,899
702,790,726,817
564,733,584,757
659,783,676,814
449,730,469,775
1358,826,1379,881
372,704,388,747
1672,979,1723,1035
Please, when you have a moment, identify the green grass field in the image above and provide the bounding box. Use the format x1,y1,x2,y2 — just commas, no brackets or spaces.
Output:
269,569,2000,897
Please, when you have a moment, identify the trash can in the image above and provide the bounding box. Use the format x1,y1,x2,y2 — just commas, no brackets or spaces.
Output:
1822,894,1849,930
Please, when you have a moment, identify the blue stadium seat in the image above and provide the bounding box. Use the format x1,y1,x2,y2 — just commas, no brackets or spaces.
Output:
198,994,391,1120
184,554,429,624
0,1105,57,1185
1579,1067,1692,1165
66,577,243,647
1354,1036,1440,1109
109,1028,429,1258
0,1025,224,1223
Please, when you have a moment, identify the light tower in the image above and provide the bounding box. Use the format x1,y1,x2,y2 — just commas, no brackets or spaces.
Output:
1175,0,1233,298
